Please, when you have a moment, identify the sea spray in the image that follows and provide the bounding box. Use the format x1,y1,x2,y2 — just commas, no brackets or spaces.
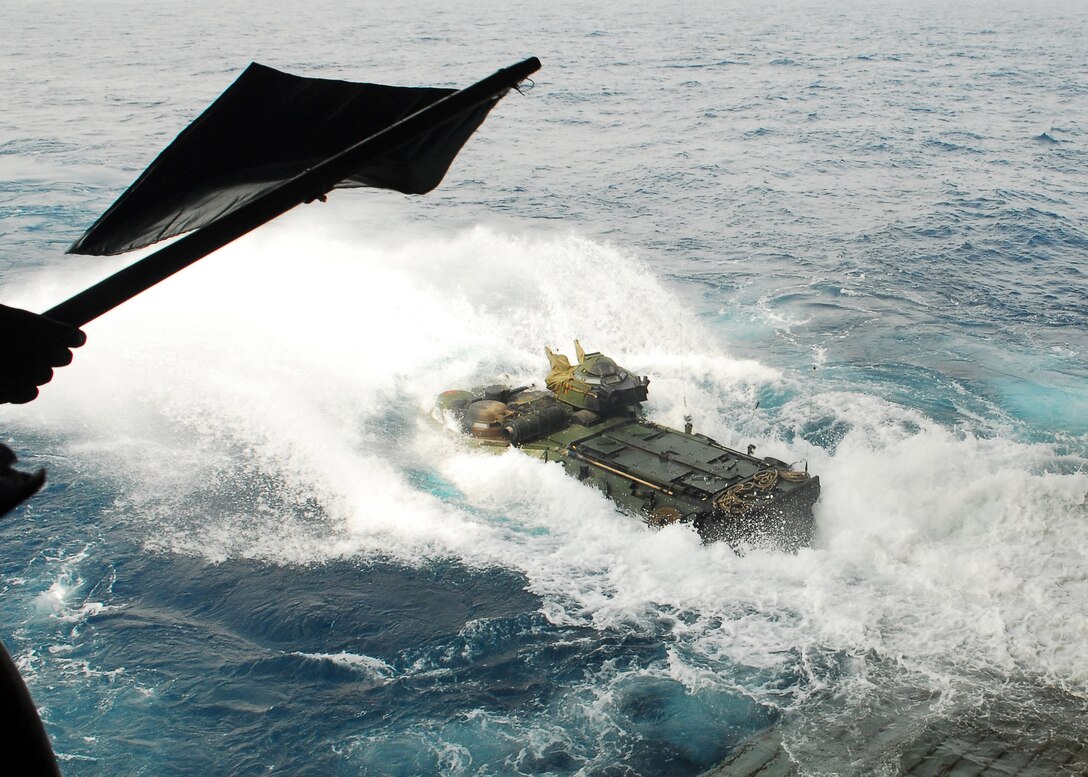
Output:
8,217,1085,727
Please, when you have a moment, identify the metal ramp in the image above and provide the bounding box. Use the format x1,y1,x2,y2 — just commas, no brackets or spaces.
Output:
701,715,1088,777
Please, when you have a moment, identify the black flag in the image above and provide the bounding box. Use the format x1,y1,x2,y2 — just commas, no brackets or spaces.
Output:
71,63,502,256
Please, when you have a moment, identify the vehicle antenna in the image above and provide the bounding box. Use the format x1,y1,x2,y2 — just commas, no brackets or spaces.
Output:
681,329,693,434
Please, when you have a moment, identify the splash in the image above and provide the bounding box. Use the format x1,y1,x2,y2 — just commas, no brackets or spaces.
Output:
5,212,1087,733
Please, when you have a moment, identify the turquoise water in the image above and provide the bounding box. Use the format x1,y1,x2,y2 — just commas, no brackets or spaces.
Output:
2,1,1086,774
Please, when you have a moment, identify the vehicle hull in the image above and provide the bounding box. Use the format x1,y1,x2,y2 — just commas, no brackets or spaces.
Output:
439,386,819,550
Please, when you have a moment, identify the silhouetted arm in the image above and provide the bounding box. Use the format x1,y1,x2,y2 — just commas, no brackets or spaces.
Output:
0,303,86,404
0,639,61,775
0,310,70,774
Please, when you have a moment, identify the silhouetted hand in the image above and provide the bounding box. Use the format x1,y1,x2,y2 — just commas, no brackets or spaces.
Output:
0,304,86,404
0,444,45,517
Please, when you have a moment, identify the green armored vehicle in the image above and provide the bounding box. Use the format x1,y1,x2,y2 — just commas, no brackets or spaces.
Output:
436,342,820,549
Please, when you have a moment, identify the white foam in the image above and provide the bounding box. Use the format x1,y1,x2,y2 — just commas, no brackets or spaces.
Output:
293,651,394,680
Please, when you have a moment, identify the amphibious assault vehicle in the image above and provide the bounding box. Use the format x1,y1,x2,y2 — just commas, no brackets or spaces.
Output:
436,342,820,549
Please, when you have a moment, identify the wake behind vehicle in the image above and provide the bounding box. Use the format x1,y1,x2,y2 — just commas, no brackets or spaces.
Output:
437,342,820,549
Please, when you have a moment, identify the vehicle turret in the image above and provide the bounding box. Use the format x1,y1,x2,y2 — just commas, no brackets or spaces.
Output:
544,340,649,416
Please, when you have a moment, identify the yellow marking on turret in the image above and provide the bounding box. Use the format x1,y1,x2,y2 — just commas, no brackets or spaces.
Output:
545,345,575,393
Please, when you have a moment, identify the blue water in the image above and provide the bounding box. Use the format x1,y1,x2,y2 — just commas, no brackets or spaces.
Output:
2,1,1087,774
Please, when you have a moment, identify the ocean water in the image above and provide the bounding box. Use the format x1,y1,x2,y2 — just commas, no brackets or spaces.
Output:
2,1,1086,774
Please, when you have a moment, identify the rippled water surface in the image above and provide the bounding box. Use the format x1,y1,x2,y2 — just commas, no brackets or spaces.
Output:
2,1,1086,774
